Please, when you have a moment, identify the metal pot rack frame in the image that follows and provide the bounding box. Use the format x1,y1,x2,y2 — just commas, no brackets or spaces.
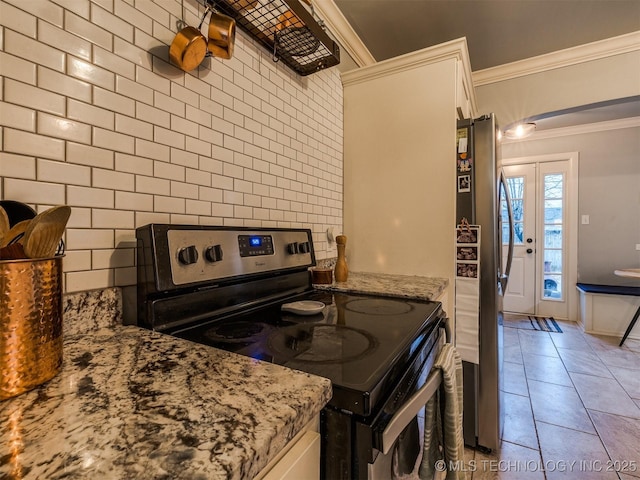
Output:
204,0,340,76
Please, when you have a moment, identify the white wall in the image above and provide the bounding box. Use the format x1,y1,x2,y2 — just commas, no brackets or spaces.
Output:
0,0,344,297
502,125,640,285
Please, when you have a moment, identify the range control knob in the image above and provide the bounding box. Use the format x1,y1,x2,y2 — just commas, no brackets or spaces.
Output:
287,242,299,254
177,245,198,265
204,244,223,263
298,241,310,254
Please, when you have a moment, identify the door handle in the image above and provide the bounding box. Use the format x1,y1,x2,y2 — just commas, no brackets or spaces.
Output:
526,248,533,254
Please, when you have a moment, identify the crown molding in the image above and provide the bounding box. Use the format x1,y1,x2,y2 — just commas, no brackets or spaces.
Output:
473,31,640,86
313,1,376,68
341,37,471,86
502,116,640,144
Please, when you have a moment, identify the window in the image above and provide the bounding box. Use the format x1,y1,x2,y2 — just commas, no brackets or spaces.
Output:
542,174,564,300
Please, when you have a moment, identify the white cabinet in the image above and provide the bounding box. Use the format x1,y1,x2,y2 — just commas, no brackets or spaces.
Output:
342,38,476,325
255,417,320,480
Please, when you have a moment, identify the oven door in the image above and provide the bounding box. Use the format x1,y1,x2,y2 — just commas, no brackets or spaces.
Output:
357,320,449,479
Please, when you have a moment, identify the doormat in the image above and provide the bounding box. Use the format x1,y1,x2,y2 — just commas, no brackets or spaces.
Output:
502,314,563,333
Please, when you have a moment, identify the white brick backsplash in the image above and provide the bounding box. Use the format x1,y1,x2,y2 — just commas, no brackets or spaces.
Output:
67,142,114,169
136,102,170,128
154,91,185,116
170,148,198,168
153,161,183,182
67,100,115,130
114,0,152,33
65,11,112,50
135,138,170,161
115,191,153,211
136,175,169,195
91,4,134,43
0,0,343,298
93,127,135,154
67,207,91,228
38,20,92,61
0,52,37,85
93,168,135,191
4,0,63,27
154,195,184,213
94,87,136,117
0,2,37,38
0,102,36,131
94,46,135,80
4,128,65,160
38,112,91,144
115,114,153,141
0,153,36,179
92,209,134,229
66,228,114,249
5,79,65,116
4,177,65,204
63,250,92,272
67,185,114,208
113,36,152,70
38,159,91,186
116,75,154,105
115,153,153,176
67,57,114,90
65,269,114,292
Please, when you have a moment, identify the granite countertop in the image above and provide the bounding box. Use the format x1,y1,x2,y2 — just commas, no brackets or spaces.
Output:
314,271,448,301
0,316,331,479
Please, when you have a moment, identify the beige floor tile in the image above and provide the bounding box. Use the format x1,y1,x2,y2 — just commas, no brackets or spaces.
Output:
589,410,640,478
522,353,572,386
502,392,538,449
570,372,640,418
594,348,640,370
619,473,640,480
556,347,613,378
518,329,559,358
504,342,523,365
528,379,596,434
472,441,544,480
503,361,528,397
549,328,591,351
536,421,618,479
584,333,626,352
608,365,640,399
623,338,640,354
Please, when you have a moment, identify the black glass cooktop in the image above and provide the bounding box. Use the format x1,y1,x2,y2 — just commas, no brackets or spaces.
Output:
172,291,443,416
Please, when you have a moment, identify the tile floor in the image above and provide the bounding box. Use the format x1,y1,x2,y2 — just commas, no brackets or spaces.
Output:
464,321,640,479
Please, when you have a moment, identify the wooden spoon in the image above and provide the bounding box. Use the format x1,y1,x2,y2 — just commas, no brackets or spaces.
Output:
21,206,71,259
0,219,31,248
0,206,9,245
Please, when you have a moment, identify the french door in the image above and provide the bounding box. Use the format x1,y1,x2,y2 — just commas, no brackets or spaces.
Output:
501,155,578,320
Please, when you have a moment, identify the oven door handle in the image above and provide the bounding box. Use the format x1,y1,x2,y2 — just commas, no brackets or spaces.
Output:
380,368,443,455
379,321,449,455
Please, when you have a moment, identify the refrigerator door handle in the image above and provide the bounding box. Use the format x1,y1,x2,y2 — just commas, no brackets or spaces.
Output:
500,170,514,292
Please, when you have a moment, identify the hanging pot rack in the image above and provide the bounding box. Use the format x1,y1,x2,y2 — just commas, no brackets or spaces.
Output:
203,0,340,76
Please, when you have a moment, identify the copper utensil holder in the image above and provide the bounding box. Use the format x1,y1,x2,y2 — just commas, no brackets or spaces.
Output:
1,256,63,400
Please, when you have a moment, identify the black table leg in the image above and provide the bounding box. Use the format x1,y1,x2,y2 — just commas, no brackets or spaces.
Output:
619,305,640,347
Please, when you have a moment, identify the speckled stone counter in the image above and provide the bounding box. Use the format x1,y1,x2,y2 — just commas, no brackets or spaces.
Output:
314,271,448,302
1,291,332,480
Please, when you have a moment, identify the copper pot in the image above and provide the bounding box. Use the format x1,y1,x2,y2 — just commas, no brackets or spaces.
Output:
207,11,236,59
169,11,210,71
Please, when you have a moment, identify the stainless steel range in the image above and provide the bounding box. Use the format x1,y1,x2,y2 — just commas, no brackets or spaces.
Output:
136,224,448,479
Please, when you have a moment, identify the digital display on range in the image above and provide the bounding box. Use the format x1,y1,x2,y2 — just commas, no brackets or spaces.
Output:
238,235,274,257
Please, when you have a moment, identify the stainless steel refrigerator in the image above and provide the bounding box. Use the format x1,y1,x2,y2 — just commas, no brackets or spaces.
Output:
455,114,514,452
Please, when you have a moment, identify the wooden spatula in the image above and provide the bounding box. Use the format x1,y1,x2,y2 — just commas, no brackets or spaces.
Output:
20,206,71,259
0,206,9,246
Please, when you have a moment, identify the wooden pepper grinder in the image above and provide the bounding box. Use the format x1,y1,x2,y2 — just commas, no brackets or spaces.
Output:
335,235,348,282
